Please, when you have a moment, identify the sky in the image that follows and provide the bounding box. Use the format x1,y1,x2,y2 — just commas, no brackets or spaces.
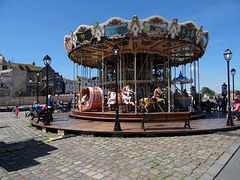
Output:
0,0,240,94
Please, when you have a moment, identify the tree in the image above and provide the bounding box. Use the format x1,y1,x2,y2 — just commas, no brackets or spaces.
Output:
201,87,215,97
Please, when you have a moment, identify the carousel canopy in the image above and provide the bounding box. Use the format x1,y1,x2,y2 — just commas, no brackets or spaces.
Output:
64,15,209,68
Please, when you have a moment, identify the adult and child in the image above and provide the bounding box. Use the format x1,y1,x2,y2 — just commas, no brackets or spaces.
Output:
30,95,72,125
30,94,54,125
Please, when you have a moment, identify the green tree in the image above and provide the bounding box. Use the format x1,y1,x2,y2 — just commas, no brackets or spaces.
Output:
201,87,215,97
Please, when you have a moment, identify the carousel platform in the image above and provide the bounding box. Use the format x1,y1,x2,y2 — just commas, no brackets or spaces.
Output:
30,111,240,137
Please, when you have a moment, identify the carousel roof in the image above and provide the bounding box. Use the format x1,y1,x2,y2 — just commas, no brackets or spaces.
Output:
64,15,209,68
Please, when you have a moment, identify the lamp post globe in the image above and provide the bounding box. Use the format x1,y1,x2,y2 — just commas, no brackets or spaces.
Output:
224,49,232,61
112,44,121,131
223,49,234,126
43,55,52,125
231,68,236,101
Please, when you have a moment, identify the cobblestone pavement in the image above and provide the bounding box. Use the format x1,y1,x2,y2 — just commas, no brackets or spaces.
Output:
0,112,240,180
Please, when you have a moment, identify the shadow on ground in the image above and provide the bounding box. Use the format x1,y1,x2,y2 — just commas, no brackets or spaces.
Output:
0,139,57,172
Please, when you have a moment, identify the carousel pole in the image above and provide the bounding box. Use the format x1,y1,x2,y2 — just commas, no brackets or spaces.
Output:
193,60,196,109
101,50,104,112
105,65,107,87
123,53,125,87
98,67,101,86
120,47,122,91
150,59,153,84
184,64,186,90
190,59,193,112
167,56,171,113
198,59,201,109
194,60,197,92
77,64,79,93
123,45,126,87
90,68,91,86
134,41,137,114
80,57,83,112
73,62,75,110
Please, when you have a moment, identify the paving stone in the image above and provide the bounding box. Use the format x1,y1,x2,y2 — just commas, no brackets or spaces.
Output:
0,112,239,180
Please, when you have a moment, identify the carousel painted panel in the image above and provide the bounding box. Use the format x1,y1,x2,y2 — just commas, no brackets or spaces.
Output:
75,26,93,44
103,18,129,38
105,24,128,38
179,23,197,42
142,16,168,38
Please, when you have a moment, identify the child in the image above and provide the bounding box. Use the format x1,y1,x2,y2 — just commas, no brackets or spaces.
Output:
13,105,19,118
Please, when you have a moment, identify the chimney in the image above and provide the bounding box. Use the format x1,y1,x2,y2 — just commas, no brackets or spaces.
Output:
32,61,35,66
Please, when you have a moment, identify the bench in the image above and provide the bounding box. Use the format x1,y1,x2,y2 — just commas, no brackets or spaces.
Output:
30,109,46,123
142,112,191,131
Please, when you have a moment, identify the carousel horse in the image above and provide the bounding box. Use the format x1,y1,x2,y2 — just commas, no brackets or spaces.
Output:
107,85,135,107
140,87,165,113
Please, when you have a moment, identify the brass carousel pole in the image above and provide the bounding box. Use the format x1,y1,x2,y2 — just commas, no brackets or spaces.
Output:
198,59,201,109
73,62,75,110
80,57,83,112
194,60,197,93
123,45,126,87
90,68,91,86
167,56,171,113
101,50,104,112
77,64,79,94
190,59,193,112
184,64,187,90
134,41,137,114
120,47,122,91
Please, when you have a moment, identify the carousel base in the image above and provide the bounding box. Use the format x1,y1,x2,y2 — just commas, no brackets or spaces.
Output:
69,109,205,121
29,111,240,137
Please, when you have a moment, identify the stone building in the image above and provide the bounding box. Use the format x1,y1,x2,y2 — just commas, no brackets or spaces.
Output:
0,54,58,97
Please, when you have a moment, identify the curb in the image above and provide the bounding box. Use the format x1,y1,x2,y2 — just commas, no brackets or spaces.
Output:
199,136,240,180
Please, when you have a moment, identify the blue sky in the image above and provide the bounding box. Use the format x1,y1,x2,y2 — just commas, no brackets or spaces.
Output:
0,0,240,93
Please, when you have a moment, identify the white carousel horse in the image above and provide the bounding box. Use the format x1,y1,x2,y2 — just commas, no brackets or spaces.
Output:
140,87,165,113
107,85,135,107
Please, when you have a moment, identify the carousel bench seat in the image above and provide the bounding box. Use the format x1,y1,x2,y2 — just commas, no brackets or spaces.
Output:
142,112,191,131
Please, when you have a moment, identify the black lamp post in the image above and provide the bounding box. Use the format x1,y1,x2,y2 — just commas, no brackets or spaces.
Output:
36,71,40,102
112,44,121,131
231,68,236,101
224,49,234,126
43,55,52,125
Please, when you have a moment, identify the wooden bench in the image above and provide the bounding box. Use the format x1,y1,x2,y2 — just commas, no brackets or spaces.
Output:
142,112,191,131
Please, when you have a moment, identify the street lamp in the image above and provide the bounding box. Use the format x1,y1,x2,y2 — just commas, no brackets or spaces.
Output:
36,71,40,102
223,49,234,126
112,44,121,131
43,55,52,125
231,68,236,101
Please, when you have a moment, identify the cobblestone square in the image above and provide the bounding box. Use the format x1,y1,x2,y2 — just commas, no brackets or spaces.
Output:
0,112,240,179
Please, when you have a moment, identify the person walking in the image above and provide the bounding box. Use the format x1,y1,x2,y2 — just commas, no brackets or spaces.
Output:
47,94,54,123
12,105,19,118
222,96,227,112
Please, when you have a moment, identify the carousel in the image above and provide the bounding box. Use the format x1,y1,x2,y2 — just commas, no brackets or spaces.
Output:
64,15,209,121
